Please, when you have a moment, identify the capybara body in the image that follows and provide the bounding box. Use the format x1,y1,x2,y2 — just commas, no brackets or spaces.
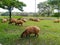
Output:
9,18,17,24
15,20,23,25
2,18,7,23
33,18,40,22
21,26,40,38
21,19,27,22
29,18,40,22
18,18,27,22
54,19,60,23
29,18,34,21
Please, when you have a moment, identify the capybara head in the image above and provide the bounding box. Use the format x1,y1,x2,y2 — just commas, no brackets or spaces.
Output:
21,31,27,38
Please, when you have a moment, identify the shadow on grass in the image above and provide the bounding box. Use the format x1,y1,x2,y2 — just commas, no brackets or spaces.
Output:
15,36,40,45
43,25,49,27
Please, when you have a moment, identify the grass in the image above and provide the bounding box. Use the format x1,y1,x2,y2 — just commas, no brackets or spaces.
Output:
0,16,60,45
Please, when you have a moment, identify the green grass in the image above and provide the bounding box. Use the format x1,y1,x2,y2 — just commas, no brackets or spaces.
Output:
0,16,60,45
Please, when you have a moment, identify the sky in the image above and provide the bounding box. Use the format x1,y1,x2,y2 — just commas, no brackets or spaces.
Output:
0,0,47,12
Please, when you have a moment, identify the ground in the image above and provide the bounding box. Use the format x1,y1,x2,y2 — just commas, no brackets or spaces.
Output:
0,16,60,45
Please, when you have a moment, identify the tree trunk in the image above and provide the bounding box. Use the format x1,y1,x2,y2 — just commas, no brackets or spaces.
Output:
8,7,12,24
47,12,50,17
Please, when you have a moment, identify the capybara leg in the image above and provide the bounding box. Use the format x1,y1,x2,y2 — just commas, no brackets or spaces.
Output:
35,33,39,37
21,24,23,26
27,34,30,37
36,33,39,37
18,24,19,25
35,33,37,37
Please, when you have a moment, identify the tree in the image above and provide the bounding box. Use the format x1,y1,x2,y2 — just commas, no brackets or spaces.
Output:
0,0,26,23
37,2,52,17
48,0,60,18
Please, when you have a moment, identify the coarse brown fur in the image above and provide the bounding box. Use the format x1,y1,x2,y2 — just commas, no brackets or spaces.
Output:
21,26,40,38
15,20,23,26
2,18,8,23
9,18,17,24
54,19,60,23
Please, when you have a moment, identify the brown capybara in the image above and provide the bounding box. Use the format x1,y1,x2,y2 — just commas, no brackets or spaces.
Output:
9,18,17,24
33,18,40,22
29,18,34,21
54,19,60,23
21,26,40,38
2,18,7,23
15,20,23,25
21,19,27,22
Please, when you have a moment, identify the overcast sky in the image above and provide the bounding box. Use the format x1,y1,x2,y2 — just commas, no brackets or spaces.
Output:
0,0,47,12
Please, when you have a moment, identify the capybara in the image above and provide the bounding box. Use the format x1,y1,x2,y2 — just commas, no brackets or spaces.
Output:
21,18,27,22
54,19,60,23
21,26,40,38
18,18,27,22
2,18,7,23
29,18,34,21
9,18,17,24
15,20,23,25
33,18,40,22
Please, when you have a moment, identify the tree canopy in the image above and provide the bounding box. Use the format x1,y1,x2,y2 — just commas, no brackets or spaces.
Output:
0,0,26,11
38,2,52,16
0,0,26,23
48,0,60,18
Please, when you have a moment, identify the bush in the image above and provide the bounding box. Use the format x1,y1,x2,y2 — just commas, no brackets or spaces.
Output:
52,13,60,17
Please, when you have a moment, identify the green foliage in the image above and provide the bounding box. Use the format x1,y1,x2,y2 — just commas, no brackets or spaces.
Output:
48,0,60,18
0,0,26,11
37,1,52,17
52,13,60,17
48,0,60,9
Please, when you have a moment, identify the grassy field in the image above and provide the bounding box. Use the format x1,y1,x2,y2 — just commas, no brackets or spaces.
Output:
0,16,60,45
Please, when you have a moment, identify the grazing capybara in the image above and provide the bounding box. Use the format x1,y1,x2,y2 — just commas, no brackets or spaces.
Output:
21,18,27,22
54,19,60,23
21,26,40,38
33,18,40,22
9,18,17,24
29,18,34,21
2,18,7,23
15,20,23,25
